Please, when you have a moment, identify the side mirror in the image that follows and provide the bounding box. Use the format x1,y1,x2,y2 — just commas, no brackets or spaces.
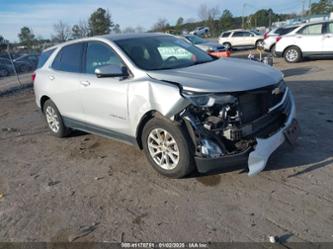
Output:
95,64,129,78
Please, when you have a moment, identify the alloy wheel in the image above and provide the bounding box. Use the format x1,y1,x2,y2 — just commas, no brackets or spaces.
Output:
45,106,60,133
286,49,298,62
147,128,180,170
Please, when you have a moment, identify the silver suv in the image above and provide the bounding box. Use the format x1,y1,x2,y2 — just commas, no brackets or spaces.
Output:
34,33,299,178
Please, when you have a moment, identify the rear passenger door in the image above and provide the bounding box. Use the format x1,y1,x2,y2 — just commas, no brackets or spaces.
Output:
323,22,333,53
230,32,244,46
49,43,86,122
296,23,324,53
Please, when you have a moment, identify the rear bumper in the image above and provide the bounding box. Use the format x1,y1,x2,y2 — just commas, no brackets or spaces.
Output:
195,91,298,175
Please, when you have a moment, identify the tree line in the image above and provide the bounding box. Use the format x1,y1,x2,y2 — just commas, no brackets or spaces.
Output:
151,0,333,36
1,0,332,50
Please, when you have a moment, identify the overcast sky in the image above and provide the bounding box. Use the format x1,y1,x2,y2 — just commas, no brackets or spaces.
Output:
0,0,316,41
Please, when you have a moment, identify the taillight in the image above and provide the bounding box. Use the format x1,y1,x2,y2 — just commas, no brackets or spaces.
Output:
264,32,268,40
32,72,36,82
276,36,282,43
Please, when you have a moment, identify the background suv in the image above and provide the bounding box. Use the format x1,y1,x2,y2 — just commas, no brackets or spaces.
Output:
218,29,264,50
275,21,333,63
34,33,298,178
263,25,300,56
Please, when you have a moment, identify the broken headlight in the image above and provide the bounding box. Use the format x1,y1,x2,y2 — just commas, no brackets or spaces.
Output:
181,90,237,108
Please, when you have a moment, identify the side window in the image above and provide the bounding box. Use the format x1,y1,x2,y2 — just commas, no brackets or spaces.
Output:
52,43,84,73
37,49,55,69
327,23,333,33
222,32,231,37
85,42,124,74
232,32,243,37
243,32,252,37
299,24,323,35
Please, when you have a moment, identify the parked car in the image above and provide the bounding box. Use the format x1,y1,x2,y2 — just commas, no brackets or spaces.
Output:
34,33,299,178
0,57,33,73
180,35,230,58
263,25,300,56
14,54,39,69
0,64,14,77
275,21,333,63
190,27,209,37
218,29,264,50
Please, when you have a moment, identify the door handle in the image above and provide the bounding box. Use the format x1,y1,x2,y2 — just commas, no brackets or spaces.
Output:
49,75,55,80
80,80,91,87
296,36,302,39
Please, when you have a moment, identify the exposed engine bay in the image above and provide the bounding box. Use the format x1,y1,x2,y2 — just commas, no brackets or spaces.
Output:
178,81,291,160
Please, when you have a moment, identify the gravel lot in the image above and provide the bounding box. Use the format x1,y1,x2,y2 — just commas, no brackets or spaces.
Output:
0,54,332,243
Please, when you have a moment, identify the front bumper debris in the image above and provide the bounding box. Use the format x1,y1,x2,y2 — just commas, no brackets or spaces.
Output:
194,91,298,175
248,91,297,175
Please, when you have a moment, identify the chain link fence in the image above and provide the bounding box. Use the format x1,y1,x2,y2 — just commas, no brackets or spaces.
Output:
0,43,55,94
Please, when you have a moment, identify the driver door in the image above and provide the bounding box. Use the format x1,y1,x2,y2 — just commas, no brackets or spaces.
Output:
78,41,129,135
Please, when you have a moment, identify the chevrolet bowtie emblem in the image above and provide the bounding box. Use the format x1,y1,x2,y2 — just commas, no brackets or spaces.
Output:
272,87,281,95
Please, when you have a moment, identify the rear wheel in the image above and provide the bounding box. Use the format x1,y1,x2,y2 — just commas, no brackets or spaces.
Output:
284,46,302,63
256,39,264,49
142,117,195,178
0,68,9,77
43,99,70,137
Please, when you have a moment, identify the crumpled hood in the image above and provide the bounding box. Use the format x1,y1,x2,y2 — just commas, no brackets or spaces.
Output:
147,58,283,93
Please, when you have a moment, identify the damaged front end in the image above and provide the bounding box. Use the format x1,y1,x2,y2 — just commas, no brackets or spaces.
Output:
177,80,298,175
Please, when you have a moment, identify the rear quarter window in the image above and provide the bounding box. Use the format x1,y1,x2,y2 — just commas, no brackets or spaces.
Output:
298,24,323,35
221,32,231,37
52,43,84,73
37,49,55,69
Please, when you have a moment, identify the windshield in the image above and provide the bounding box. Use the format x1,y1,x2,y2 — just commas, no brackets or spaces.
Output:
185,35,206,44
115,35,214,71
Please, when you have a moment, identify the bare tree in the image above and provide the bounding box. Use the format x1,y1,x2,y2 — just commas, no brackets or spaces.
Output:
151,18,169,32
198,4,220,21
53,21,71,42
72,20,90,39
198,4,209,20
208,6,221,20
135,26,145,33
123,27,136,33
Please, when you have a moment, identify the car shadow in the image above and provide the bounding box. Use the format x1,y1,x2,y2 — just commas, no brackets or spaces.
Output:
282,67,312,77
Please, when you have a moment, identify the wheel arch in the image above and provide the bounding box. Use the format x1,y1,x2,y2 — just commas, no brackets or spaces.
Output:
269,43,276,51
283,45,302,57
40,95,50,112
135,110,160,149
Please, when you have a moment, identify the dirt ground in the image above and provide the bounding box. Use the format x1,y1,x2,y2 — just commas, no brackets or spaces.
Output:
0,54,332,243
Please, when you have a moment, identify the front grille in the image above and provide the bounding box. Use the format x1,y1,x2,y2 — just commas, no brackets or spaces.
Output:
238,83,285,123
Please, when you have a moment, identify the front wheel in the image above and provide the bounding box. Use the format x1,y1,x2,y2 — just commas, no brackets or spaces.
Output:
284,46,302,63
142,117,195,178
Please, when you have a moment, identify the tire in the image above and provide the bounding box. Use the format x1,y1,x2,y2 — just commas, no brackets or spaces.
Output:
284,46,302,63
223,42,232,51
0,68,9,77
256,39,264,49
43,99,70,138
270,44,277,57
142,117,195,178
20,64,32,73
